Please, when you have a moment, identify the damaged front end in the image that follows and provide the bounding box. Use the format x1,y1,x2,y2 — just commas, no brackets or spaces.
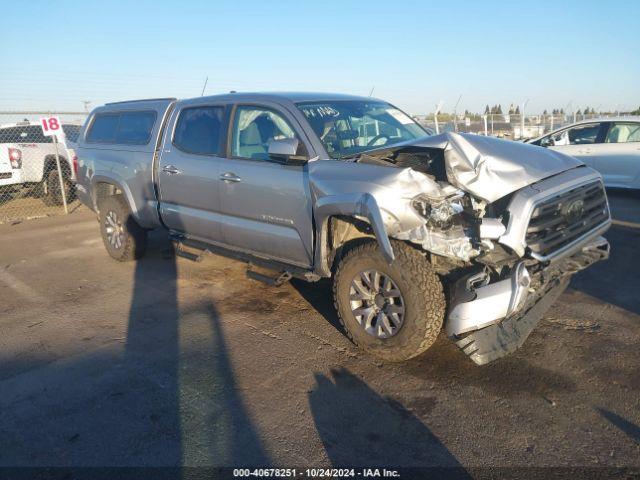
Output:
310,132,611,365
448,236,610,365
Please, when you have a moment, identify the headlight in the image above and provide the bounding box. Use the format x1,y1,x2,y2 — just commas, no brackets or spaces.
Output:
412,191,465,229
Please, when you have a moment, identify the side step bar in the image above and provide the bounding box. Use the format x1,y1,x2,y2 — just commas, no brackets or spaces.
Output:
246,269,292,287
169,233,321,283
175,243,207,262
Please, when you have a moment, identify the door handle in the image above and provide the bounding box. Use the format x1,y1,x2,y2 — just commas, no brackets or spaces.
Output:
162,165,181,175
220,172,242,183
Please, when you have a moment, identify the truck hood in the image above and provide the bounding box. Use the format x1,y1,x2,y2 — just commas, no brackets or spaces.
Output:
372,132,583,203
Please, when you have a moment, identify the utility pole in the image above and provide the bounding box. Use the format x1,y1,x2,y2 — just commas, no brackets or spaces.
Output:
453,95,462,132
565,100,573,126
434,101,443,134
201,77,208,96
521,99,529,140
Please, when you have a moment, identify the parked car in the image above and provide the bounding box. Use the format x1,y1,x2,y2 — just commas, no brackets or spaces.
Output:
75,93,611,365
0,121,80,204
528,118,640,190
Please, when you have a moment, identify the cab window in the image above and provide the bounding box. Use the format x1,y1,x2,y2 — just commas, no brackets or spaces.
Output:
173,106,225,155
546,123,601,146
231,106,297,160
566,123,601,144
605,123,640,143
87,111,156,145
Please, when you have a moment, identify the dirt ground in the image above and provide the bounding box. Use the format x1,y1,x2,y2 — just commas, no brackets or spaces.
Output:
0,191,638,477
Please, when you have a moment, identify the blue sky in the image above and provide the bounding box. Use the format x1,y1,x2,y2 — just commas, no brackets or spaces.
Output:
1,0,638,114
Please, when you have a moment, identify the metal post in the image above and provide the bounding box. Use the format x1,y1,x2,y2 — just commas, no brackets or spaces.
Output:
434,101,443,134
453,95,462,133
491,114,494,135
483,115,488,136
521,99,529,140
52,135,68,214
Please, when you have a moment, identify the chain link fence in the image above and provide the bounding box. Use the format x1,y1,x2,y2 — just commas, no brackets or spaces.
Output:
418,113,634,140
0,112,88,224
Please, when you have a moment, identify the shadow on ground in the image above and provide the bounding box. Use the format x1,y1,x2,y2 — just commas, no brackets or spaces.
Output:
596,407,640,445
570,223,640,316
0,230,269,468
309,368,470,478
291,278,345,334
308,367,470,477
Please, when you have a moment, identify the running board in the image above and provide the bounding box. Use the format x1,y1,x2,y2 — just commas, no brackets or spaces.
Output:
246,269,292,287
169,233,321,283
174,242,208,262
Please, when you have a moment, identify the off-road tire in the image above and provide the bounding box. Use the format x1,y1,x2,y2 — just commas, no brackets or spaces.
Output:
333,239,445,362
99,194,147,261
42,168,73,206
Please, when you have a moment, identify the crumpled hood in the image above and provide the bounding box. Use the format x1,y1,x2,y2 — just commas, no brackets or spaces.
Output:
397,132,583,203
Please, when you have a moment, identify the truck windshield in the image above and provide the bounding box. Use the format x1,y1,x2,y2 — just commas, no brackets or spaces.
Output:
297,101,428,158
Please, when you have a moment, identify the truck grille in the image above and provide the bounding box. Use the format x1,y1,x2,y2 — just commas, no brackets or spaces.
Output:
525,180,609,257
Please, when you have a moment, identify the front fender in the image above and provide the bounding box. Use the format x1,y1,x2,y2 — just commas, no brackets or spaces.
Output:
313,193,394,277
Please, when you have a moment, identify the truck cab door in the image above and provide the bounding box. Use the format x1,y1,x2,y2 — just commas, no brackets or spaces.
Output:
157,104,228,244
548,122,605,169
595,122,640,188
216,104,314,268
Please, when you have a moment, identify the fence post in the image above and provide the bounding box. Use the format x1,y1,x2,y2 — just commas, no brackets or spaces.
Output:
52,135,68,214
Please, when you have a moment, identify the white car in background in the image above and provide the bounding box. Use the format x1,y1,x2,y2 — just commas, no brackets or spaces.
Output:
528,118,640,190
0,121,80,205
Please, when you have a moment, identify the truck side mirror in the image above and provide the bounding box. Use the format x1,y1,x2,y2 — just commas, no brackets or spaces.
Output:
268,138,308,165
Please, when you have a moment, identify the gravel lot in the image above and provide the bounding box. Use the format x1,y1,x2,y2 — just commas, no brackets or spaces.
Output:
0,191,638,475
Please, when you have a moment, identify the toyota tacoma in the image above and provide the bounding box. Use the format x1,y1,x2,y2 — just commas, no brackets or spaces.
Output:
74,93,611,365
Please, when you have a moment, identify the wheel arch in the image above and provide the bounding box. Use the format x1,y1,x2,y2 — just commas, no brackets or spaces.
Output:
313,193,395,277
90,175,141,225
43,154,71,178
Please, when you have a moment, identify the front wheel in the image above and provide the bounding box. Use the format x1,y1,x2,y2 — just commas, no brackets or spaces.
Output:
333,240,446,362
99,194,147,261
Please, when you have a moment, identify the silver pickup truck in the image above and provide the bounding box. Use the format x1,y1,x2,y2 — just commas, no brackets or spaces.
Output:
75,93,611,365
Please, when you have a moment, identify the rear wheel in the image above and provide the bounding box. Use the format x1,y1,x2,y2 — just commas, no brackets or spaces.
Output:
99,194,147,261
333,240,445,362
42,168,74,206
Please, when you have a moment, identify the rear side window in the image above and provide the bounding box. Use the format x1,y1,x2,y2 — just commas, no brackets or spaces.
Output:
605,123,640,143
116,112,156,144
173,106,224,155
87,114,119,143
87,111,156,145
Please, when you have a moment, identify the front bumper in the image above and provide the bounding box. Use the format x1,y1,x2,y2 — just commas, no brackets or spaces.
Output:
446,235,610,365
